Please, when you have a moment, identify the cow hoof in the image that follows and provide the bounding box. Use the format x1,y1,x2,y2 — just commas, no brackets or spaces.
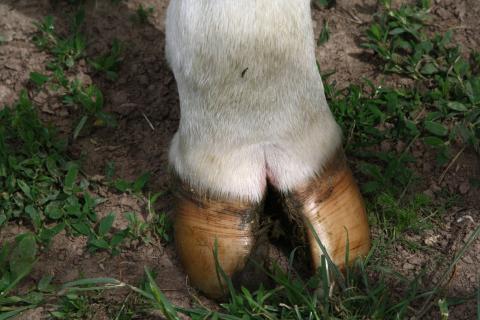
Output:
173,179,261,299
283,150,371,272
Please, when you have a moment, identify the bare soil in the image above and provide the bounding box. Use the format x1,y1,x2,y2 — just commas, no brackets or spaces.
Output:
0,0,479,319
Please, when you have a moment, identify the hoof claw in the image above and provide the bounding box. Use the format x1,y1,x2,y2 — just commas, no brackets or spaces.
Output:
284,151,371,271
174,181,261,299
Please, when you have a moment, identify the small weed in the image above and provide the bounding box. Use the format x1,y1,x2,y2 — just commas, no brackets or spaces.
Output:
124,211,150,243
317,20,330,46
82,213,129,256
124,192,172,245
132,4,154,24
30,9,118,139
1,91,68,238
146,192,172,243
312,0,336,9
31,11,118,139
0,233,46,319
33,11,86,69
89,39,124,81
64,81,117,138
51,293,95,319
110,172,151,194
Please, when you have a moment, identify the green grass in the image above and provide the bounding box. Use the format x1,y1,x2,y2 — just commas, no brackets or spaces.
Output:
131,4,154,25
89,39,124,81
1,1,479,319
0,3,172,318
37,225,480,319
323,0,479,237
362,0,480,159
32,12,118,139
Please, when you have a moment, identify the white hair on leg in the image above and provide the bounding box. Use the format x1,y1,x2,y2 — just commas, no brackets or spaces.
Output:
166,0,342,202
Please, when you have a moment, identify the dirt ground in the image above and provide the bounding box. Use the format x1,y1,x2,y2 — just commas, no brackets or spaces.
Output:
0,0,479,319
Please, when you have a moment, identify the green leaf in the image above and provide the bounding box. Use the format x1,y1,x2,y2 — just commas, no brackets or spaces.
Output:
421,62,438,75
0,306,35,320
465,78,480,104
45,202,63,220
453,58,469,76
389,28,405,35
10,233,37,280
38,223,65,244
317,20,330,46
98,214,115,236
144,267,180,320
25,205,41,230
71,222,92,236
29,72,49,86
424,136,445,147
110,230,128,247
17,180,33,200
46,156,61,177
368,23,383,41
133,172,150,193
424,121,448,136
313,0,331,7
73,115,88,140
113,179,131,192
64,164,79,192
89,238,110,250
446,101,468,112
38,275,54,292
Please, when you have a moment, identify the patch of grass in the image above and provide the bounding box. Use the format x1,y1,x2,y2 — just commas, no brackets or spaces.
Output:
1,91,68,238
108,170,151,194
370,192,436,236
33,12,86,69
0,91,127,254
51,293,92,319
31,12,117,138
363,0,480,159
326,81,420,195
323,0,479,236
53,225,480,319
0,92,167,319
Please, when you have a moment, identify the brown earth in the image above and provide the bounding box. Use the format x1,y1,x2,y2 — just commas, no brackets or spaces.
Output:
0,0,479,319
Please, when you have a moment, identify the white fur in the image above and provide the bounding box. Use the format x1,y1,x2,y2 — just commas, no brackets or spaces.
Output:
165,0,342,202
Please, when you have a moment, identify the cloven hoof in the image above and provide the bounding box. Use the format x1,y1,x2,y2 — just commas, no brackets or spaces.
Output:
173,150,370,299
